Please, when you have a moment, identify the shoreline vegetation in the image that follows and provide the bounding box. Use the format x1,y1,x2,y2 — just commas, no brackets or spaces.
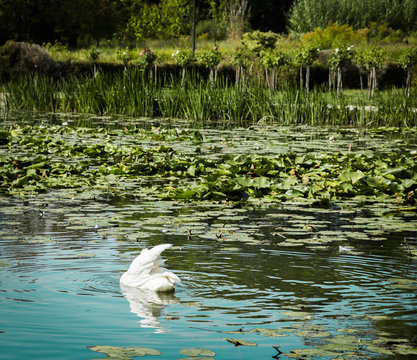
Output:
1,24,417,127
2,70,416,127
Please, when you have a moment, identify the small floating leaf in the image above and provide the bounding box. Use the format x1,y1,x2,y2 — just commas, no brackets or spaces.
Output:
284,348,340,358
254,328,291,337
281,310,312,319
88,345,161,359
337,328,361,334
365,315,391,321
179,348,216,357
224,338,257,347
76,253,96,258
394,344,417,355
295,330,331,338
366,344,395,355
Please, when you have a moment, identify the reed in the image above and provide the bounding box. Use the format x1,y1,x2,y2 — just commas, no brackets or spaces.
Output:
2,70,416,127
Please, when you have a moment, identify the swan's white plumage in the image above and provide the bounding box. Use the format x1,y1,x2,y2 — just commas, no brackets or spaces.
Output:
120,244,180,292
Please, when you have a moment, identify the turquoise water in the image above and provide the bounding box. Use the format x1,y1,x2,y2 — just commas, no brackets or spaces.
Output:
1,194,417,359
1,114,417,359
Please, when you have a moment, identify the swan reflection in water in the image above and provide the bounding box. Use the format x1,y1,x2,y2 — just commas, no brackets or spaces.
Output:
120,285,179,332
119,244,181,332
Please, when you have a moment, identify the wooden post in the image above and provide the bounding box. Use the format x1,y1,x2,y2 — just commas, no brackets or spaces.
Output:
192,0,196,53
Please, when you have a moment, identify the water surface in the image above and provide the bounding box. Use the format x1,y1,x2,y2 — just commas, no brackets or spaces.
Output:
1,113,417,359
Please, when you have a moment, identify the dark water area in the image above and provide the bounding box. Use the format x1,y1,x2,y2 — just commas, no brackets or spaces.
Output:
1,112,417,359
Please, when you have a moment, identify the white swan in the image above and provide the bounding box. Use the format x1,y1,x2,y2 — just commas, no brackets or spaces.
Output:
120,243,180,292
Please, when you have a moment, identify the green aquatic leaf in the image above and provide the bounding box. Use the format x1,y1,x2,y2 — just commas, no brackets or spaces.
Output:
394,344,417,355
339,170,365,184
88,345,161,358
253,328,292,337
295,330,331,338
224,338,258,347
281,310,312,319
179,348,216,357
76,253,96,258
284,348,340,358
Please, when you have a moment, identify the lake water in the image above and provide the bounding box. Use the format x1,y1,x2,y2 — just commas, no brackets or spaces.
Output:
1,113,417,359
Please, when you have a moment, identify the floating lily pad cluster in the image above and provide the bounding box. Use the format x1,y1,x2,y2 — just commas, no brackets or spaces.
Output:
1,123,416,205
88,345,217,360
87,306,417,360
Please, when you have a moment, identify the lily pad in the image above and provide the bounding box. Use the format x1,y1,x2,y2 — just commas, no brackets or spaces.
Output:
179,348,216,357
253,328,292,337
88,345,161,359
284,347,340,358
76,253,96,258
178,357,215,360
365,315,391,321
281,310,312,319
224,338,258,347
294,330,331,338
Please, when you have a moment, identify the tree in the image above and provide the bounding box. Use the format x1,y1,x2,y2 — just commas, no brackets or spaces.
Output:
208,0,250,39
328,45,354,96
362,46,385,98
399,47,417,97
0,0,122,46
125,0,191,41
294,45,319,92
261,49,289,90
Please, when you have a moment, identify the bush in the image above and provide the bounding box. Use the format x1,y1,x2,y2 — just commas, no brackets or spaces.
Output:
136,48,157,68
172,49,195,67
302,23,404,49
116,47,132,67
302,23,358,49
288,0,417,34
195,20,225,40
0,41,55,74
199,46,222,68
240,31,279,56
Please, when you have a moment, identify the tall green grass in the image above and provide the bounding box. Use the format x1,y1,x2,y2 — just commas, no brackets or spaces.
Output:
2,70,416,127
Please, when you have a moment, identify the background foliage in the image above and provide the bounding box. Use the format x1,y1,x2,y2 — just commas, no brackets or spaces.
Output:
0,0,295,46
288,0,417,34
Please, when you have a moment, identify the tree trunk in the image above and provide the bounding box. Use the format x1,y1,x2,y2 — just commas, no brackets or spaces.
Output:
406,67,413,97
337,67,342,96
241,67,245,89
181,67,186,85
329,67,332,92
306,65,310,93
300,66,304,90
358,67,363,91
373,67,377,92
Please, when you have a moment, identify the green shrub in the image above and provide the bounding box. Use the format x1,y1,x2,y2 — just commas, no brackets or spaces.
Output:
172,49,195,67
136,48,157,68
302,23,404,49
240,31,279,56
195,20,225,40
116,47,132,67
288,0,417,34
199,46,222,68
87,47,101,62
302,23,358,49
